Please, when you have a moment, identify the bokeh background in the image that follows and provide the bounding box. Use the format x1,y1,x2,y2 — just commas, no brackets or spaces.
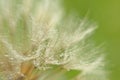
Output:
63,0,120,80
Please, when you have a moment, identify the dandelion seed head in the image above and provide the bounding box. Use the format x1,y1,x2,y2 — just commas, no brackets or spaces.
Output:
0,0,108,80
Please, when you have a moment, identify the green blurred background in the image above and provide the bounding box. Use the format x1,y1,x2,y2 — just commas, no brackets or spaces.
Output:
64,0,120,80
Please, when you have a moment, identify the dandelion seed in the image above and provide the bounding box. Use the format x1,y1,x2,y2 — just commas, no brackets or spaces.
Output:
0,0,108,80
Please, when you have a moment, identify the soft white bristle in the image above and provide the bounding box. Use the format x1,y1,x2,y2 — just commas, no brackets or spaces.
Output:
0,0,107,80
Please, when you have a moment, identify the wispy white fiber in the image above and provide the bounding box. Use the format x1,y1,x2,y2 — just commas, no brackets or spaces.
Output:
0,0,108,80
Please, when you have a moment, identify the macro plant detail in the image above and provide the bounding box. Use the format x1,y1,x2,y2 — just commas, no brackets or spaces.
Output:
0,0,107,80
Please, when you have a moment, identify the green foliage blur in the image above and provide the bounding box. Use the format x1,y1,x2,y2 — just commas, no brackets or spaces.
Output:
64,0,120,80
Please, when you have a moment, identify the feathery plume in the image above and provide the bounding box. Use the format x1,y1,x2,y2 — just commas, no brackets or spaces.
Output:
0,0,107,80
